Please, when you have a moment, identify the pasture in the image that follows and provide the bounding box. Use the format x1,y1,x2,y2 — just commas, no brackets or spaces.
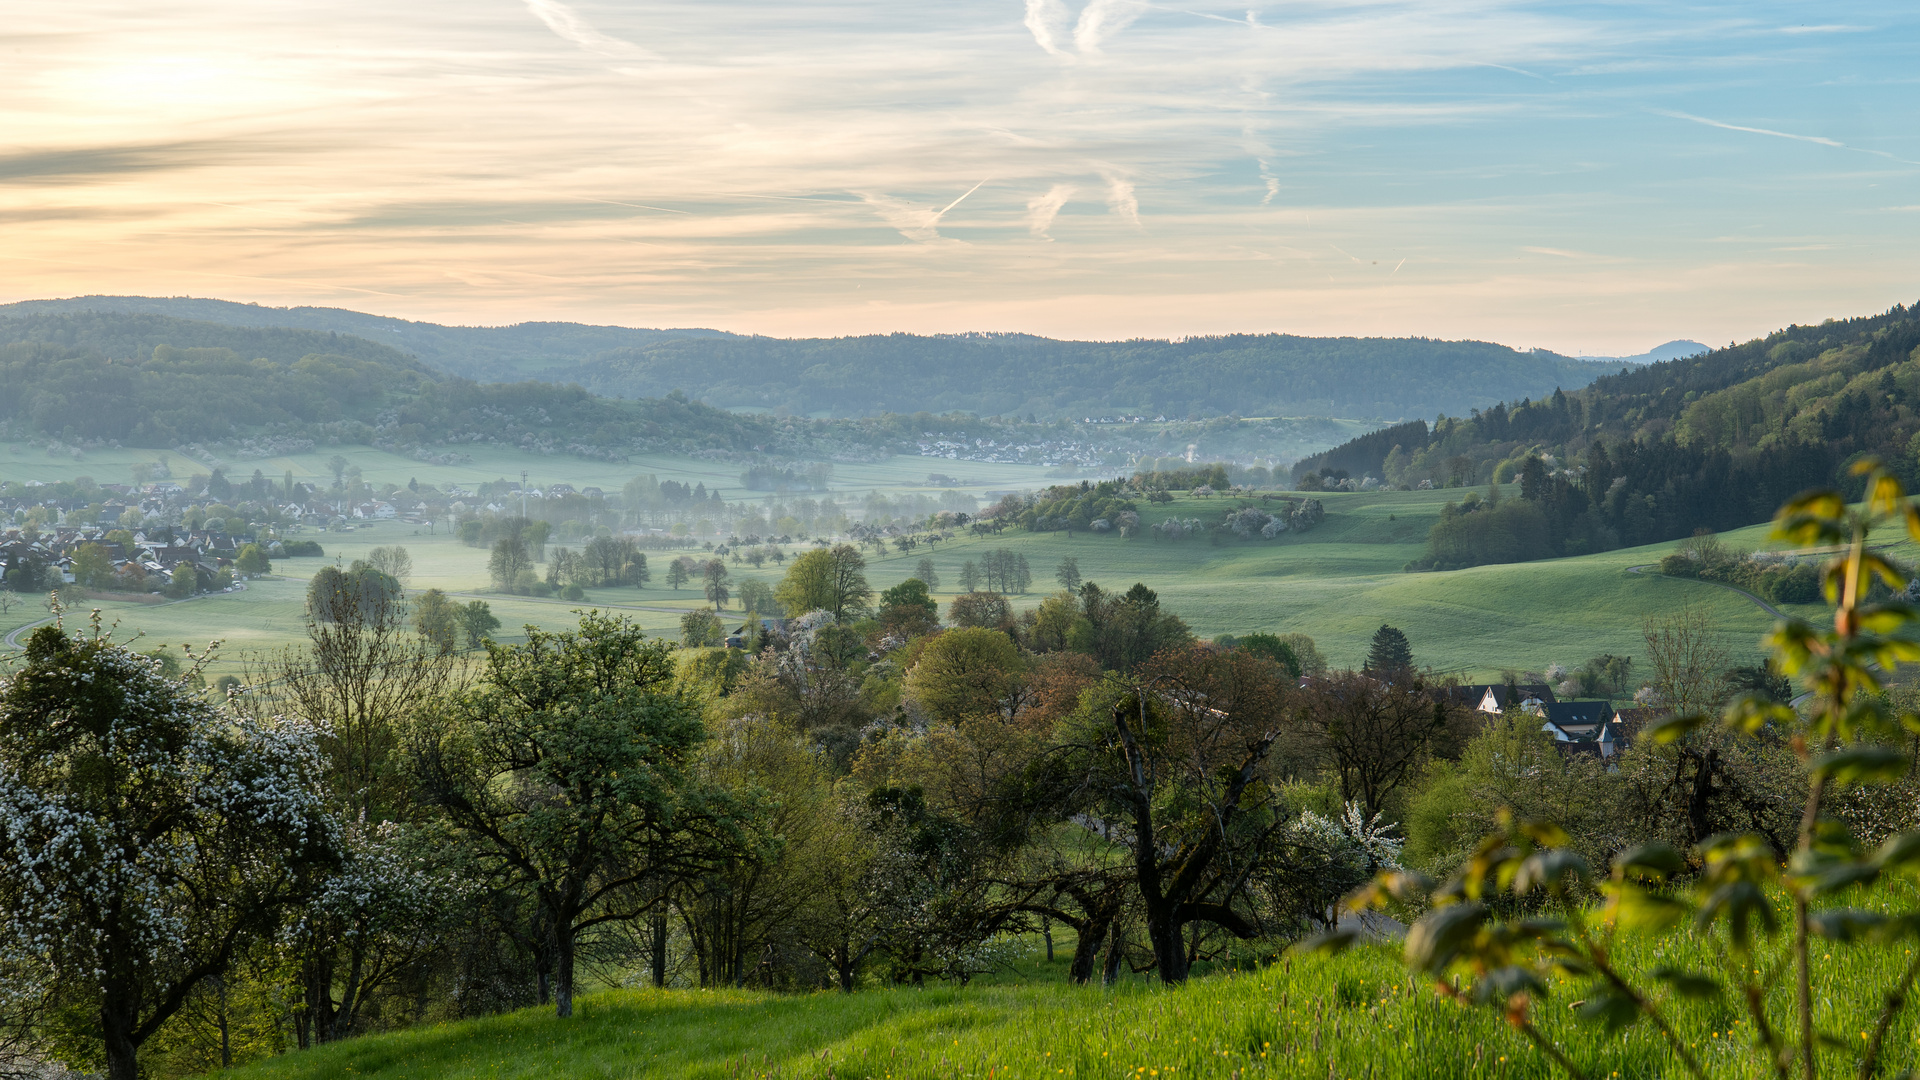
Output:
0,443,1062,500
4,448,1842,681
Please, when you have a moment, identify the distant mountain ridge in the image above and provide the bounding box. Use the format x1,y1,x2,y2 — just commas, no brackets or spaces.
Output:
0,296,1639,423
1576,339,1708,366
0,295,732,383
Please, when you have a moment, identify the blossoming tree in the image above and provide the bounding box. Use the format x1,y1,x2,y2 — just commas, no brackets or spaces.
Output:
0,619,334,1080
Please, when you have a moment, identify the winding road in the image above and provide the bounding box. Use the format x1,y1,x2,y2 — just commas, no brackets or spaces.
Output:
1,584,251,652
2,613,55,651
1625,563,1788,620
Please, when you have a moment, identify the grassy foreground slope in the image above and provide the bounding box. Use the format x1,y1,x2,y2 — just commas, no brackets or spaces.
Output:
218,924,1920,1080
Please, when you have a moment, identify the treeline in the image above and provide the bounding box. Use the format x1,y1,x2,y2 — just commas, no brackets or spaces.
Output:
544,332,1615,421
0,313,1063,460
1292,301,1920,568
4,297,1627,420
0,314,780,456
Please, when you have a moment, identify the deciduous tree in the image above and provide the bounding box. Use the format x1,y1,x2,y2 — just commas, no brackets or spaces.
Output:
0,622,333,1080
414,614,752,1018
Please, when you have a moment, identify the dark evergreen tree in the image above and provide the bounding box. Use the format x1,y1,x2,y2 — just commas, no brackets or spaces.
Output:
1364,624,1414,675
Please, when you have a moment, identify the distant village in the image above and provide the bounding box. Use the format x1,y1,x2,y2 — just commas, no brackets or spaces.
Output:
0,472,614,598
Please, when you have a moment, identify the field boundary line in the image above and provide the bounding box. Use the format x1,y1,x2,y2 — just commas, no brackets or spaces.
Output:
1625,564,1786,620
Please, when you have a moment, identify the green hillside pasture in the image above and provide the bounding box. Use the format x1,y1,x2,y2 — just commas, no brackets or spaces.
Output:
9,529,694,682
10,485,1843,684
854,488,1797,678
0,443,1058,502
218,895,1920,1080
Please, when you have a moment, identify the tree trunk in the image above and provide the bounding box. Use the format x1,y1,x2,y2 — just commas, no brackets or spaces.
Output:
1100,921,1125,987
1144,896,1189,985
304,949,337,1044
1042,918,1054,963
555,926,576,1019
102,998,139,1080
216,979,233,1068
836,941,856,993
651,914,669,989
1686,744,1719,845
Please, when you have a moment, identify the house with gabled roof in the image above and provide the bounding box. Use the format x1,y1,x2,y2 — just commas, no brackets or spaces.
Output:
1536,701,1627,759
1456,683,1558,715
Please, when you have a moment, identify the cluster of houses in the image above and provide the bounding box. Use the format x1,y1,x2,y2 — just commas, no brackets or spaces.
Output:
1445,682,1651,760
0,525,256,594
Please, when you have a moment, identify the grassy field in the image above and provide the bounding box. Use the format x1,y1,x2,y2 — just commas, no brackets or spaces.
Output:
849,487,1825,678
215,890,1920,1080
5,482,1844,682
0,444,1061,501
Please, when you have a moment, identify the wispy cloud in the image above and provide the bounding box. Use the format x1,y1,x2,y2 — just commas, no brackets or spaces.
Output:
3,0,1915,353
1024,0,1072,57
1026,184,1075,238
1100,170,1140,227
1074,0,1145,55
860,179,989,242
523,0,653,59
1654,109,1918,164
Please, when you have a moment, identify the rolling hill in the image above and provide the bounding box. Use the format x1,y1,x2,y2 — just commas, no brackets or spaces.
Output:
1293,299,1920,567
0,296,1633,422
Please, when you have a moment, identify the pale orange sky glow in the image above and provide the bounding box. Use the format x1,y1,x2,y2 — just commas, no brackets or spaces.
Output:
5,1,1917,351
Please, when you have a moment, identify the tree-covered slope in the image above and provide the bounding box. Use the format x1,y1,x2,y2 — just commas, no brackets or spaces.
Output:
547,332,1617,421
0,312,776,456
1292,301,1920,568
0,296,733,382
0,297,1624,421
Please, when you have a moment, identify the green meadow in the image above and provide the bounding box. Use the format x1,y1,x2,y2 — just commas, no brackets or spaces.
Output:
0,443,1061,500
5,471,1834,682
216,888,1920,1080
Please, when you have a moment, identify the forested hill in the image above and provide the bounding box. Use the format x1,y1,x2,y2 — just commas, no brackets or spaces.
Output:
0,296,731,383
0,310,423,370
0,311,778,458
1292,301,1920,570
0,296,1623,421
545,333,1617,421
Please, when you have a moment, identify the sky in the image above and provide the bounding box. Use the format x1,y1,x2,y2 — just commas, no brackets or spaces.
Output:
3,1,1918,353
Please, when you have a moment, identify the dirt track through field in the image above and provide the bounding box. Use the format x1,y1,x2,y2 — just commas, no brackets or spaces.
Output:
1625,564,1787,619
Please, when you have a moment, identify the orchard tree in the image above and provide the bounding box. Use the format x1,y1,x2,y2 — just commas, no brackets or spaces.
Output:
703,560,731,610
680,608,724,648
412,588,460,654
1055,556,1082,593
1061,644,1295,983
414,613,755,1018
906,626,1029,723
259,568,459,1043
366,546,412,588
488,536,532,591
0,621,333,1080
458,601,500,651
877,578,939,637
1300,670,1463,822
774,544,871,619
